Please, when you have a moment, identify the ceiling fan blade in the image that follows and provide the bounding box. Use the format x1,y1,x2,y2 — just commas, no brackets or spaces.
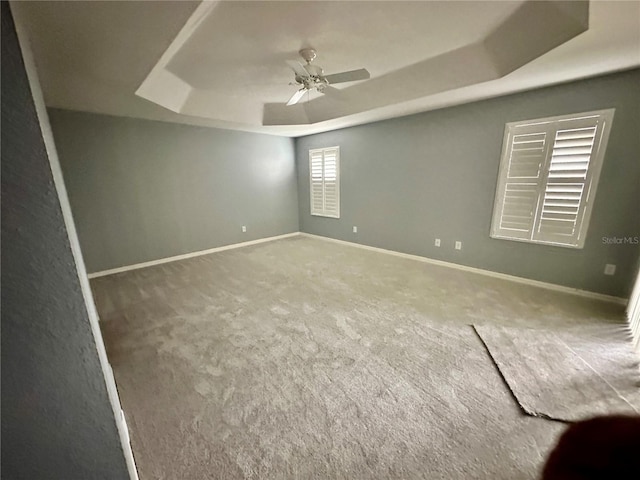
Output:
286,88,307,106
324,68,370,84
286,60,310,79
321,85,346,100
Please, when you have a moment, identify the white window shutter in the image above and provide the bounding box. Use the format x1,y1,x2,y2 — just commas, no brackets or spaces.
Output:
534,117,601,246
491,126,550,241
491,109,614,248
322,147,340,218
310,150,324,215
309,147,340,218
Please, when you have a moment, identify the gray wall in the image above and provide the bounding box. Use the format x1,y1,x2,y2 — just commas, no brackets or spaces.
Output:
296,69,640,298
49,109,299,273
1,3,130,478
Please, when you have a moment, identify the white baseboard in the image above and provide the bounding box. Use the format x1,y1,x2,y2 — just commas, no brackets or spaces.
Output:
88,230,627,305
87,232,301,278
301,233,628,305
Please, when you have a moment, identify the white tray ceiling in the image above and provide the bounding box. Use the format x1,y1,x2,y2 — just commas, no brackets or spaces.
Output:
12,0,640,137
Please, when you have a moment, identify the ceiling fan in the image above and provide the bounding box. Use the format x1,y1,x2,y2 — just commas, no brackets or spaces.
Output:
285,48,370,106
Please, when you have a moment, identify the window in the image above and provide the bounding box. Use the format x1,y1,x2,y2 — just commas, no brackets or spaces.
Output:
491,109,614,248
310,146,340,218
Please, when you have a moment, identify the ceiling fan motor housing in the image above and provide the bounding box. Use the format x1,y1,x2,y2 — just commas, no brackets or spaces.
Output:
297,75,328,90
286,47,369,105
297,48,327,88
295,61,328,90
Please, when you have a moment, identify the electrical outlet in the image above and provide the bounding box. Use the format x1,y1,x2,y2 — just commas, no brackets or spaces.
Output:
604,264,616,276
242,226,247,233
455,241,462,250
435,238,441,247
353,226,358,233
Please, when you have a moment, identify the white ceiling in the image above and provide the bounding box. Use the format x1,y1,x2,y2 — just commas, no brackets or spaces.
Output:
12,0,640,137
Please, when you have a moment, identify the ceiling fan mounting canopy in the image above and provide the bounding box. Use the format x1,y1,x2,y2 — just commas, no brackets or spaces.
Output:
285,47,370,106
299,47,317,63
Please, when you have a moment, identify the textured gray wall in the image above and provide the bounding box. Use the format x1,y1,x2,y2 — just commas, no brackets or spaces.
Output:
296,69,640,298
1,4,130,478
49,109,298,273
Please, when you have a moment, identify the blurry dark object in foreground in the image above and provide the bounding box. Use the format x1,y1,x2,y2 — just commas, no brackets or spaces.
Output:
542,414,640,479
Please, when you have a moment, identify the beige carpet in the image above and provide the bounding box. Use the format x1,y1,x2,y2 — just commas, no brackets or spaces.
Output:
92,236,628,479
473,324,640,422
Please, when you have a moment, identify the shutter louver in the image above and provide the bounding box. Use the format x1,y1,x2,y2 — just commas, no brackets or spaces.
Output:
309,147,340,218
491,110,613,248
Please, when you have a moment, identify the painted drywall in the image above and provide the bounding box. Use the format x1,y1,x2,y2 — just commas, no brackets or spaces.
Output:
49,109,299,272
296,68,640,298
1,3,130,478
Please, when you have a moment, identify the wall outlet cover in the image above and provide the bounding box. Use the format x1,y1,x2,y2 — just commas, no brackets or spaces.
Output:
242,226,247,233
353,226,358,233
435,238,441,247
455,241,462,250
604,264,616,275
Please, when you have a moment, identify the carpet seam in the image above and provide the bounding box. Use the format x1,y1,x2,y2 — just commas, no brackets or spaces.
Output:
552,333,640,415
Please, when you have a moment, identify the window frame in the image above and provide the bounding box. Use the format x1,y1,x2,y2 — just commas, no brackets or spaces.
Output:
309,146,340,219
490,109,615,249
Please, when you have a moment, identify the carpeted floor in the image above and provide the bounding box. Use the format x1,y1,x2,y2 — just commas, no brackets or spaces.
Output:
92,235,629,480
474,324,640,422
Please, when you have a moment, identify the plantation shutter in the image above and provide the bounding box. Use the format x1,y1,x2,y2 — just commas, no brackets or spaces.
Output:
491,110,613,248
322,148,339,217
533,117,602,245
492,127,550,241
310,150,324,215
309,147,340,218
